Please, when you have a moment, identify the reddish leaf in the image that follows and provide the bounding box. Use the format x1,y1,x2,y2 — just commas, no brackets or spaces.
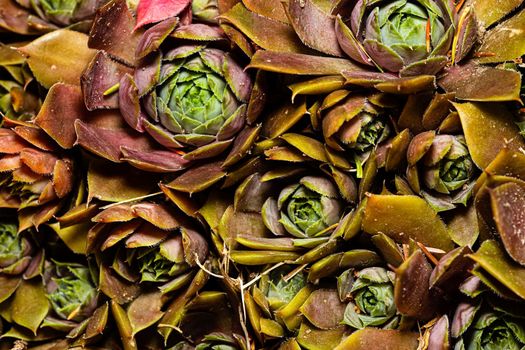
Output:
0,154,21,172
0,0,56,35
135,0,191,29
135,17,178,59
52,160,74,198
82,51,133,110
120,147,190,173
35,84,90,149
89,0,142,66
75,120,154,163
132,203,184,230
0,129,29,154
13,126,57,152
166,161,227,193
19,148,57,175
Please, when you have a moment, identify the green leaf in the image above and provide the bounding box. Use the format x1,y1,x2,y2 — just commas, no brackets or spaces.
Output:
342,267,397,329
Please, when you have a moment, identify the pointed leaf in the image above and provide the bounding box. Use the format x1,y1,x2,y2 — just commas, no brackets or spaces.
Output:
19,30,96,88
476,8,525,63
88,158,160,203
221,3,310,53
287,0,342,56
440,64,521,102
135,0,190,29
335,329,419,350
490,182,525,265
454,101,525,169
469,240,525,299
89,0,141,65
12,279,49,334
35,83,90,149
166,161,227,193
248,51,361,75
128,292,164,336
362,195,453,251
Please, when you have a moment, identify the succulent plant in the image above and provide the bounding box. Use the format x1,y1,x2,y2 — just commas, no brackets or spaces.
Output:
222,0,523,100
262,175,344,239
244,266,309,341
319,91,396,176
198,165,355,267
56,0,266,174
242,264,354,348
169,287,246,349
0,0,523,349
406,132,475,211
337,0,461,75
455,311,525,350
0,221,111,345
451,297,525,350
340,267,399,329
126,40,252,161
88,202,208,293
44,260,98,322
0,123,75,230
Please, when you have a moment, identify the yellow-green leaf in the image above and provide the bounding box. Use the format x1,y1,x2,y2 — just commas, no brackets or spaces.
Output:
19,29,97,88
454,102,525,169
362,195,454,251
12,279,49,334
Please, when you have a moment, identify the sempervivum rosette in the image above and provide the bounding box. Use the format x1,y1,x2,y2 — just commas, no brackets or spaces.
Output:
261,175,344,240
243,265,351,348
221,0,524,101
119,18,253,163
423,275,525,350
452,305,525,350
335,0,461,76
43,260,99,325
0,221,40,275
85,201,210,347
242,257,422,349
318,91,397,177
204,166,354,267
89,202,208,291
167,282,246,349
406,132,475,211
34,259,110,346
244,266,311,343
0,222,110,346
72,0,265,173
0,123,74,230
340,267,399,330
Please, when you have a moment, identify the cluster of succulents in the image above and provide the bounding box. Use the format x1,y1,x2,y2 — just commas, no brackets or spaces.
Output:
0,0,524,348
